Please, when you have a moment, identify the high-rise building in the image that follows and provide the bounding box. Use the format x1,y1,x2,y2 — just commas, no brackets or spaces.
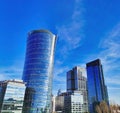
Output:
67,66,88,112
22,30,57,113
86,59,109,113
67,66,87,91
0,79,26,113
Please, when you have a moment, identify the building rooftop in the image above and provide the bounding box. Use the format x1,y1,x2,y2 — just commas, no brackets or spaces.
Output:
0,79,25,84
28,29,55,36
86,59,101,66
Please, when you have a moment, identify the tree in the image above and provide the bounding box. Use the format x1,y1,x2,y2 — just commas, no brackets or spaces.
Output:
95,105,102,113
99,101,109,113
95,101,109,113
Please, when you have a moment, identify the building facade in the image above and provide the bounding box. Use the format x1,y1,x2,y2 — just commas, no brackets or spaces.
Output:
55,91,84,113
67,66,88,112
22,30,57,113
51,96,56,113
86,59,109,113
64,91,84,113
67,67,87,92
55,95,64,113
0,79,26,113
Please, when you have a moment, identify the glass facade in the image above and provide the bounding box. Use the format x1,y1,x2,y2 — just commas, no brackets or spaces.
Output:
67,66,88,112
22,30,57,113
86,59,109,113
0,80,26,113
67,67,87,92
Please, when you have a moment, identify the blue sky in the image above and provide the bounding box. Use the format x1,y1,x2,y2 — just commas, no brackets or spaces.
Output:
0,0,120,104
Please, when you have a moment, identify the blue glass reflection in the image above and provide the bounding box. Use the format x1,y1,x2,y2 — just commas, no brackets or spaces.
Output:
22,30,56,113
86,59,109,113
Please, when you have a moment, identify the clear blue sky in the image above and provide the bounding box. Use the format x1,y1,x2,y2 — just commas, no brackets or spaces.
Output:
0,0,120,104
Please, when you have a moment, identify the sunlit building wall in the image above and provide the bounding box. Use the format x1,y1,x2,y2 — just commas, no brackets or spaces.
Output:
0,79,26,113
67,66,88,112
55,91,84,113
22,30,57,113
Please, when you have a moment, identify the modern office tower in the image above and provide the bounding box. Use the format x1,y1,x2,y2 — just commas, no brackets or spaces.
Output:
86,59,109,113
67,66,88,112
55,91,84,113
0,79,26,113
67,67,86,91
22,30,57,113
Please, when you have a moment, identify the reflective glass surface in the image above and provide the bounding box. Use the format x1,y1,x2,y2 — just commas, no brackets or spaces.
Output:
22,30,56,113
86,59,108,113
0,81,26,113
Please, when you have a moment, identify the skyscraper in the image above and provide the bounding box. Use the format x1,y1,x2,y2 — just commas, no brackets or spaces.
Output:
67,66,87,92
22,30,57,113
67,66,88,112
86,59,109,113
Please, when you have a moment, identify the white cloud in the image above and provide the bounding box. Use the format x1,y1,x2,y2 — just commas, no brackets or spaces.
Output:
0,58,24,81
106,75,120,85
108,87,120,90
84,22,120,104
53,0,85,95
56,0,85,56
0,74,6,80
97,23,120,82
108,91,120,105
86,23,120,73
85,22,120,78
53,65,69,94
0,66,23,80
54,66,68,82
98,23,120,104
108,86,120,105
99,23,120,62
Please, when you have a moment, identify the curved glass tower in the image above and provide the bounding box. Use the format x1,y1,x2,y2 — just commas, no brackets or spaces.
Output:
22,30,57,113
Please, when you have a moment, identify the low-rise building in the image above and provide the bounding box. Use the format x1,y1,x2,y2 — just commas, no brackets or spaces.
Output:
64,91,84,113
55,91,84,113
0,79,26,113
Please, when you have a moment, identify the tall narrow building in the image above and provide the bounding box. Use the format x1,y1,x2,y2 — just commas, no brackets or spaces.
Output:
67,66,87,92
22,30,57,113
86,59,109,113
67,66,88,112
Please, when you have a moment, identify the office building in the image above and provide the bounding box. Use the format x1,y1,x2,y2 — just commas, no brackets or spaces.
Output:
55,91,84,113
86,59,109,113
64,91,84,113
0,79,26,113
67,66,88,112
67,67,87,92
22,30,57,113
55,95,64,113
